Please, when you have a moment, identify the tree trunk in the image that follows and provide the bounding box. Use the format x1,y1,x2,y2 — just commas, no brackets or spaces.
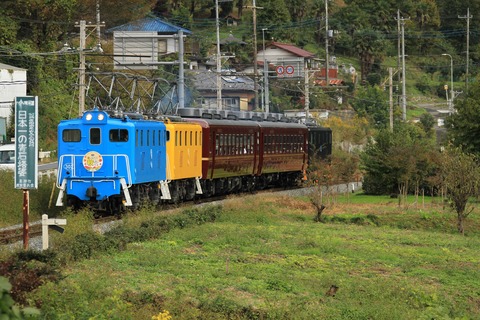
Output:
457,213,465,235
312,203,326,222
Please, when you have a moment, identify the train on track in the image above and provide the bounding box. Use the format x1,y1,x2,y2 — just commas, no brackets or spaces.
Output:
55,108,332,214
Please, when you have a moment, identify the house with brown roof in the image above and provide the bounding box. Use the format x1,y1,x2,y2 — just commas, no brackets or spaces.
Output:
255,42,342,86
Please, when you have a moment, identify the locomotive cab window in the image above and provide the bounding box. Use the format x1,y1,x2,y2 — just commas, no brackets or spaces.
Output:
90,128,101,145
109,129,129,142
62,129,81,142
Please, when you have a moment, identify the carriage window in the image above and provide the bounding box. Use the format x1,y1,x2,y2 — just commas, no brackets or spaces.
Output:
90,128,101,145
62,129,81,142
109,129,128,142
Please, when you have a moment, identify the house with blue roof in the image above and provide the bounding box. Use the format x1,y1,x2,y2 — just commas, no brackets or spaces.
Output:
107,16,192,70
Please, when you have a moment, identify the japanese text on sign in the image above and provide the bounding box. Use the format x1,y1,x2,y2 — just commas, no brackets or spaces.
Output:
15,97,38,189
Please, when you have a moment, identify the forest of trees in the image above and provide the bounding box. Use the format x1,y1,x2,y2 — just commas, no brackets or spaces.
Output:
0,0,479,142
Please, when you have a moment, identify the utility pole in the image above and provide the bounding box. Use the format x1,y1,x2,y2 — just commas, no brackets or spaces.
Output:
76,18,104,116
216,0,222,110
442,53,454,113
389,67,393,131
381,67,398,130
78,20,86,117
245,1,262,111
396,10,401,106
304,61,312,122
252,0,258,111
395,14,409,121
262,28,269,114
325,0,329,87
401,18,406,121
178,30,185,109
459,8,472,93
95,0,103,51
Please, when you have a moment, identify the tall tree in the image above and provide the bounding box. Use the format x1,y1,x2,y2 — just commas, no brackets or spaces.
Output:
0,16,19,45
0,0,76,49
76,0,156,29
361,122,439,195
441,146,480,235
257,0,292,41
350,85,389,127
445,85,480,156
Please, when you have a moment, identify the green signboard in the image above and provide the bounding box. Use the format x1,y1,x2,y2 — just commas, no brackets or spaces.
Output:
14,96,38,189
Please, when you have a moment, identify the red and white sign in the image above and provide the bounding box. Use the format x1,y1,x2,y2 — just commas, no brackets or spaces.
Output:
276,65,285,76
285,65,295,75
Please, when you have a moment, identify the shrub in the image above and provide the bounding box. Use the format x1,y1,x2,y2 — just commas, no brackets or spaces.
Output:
69,232,113,261
0,250,60,306
0,276,41,319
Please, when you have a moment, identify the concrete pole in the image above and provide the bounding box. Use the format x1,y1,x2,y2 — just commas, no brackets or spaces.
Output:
178,30,185,109
442,54,453,112
216,0,222,110
262,28,269,114
459,8,471,93
401,19,407,121
389,67,393,131
253,0,259,111
304,60,310,122
79,20,86,116
325,0,329,86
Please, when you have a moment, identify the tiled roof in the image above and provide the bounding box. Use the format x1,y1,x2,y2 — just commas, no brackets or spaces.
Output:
314,79,345,86
220,34,246,45
269,42,315,58
191,70,254,92
107,16,192,34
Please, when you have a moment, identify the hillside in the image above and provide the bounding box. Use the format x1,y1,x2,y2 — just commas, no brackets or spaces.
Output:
0,0,475,148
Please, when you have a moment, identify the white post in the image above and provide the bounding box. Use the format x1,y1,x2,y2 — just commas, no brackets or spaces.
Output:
42,214,67,250
42,214,49,250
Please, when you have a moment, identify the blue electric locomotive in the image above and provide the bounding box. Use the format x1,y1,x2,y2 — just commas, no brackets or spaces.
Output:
56,109,170,212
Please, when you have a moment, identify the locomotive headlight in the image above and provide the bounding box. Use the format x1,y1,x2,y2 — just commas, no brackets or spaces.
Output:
97,113,105,121
85,113,93,121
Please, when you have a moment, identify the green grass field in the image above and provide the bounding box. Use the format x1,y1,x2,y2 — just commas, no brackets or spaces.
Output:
25,192,480,319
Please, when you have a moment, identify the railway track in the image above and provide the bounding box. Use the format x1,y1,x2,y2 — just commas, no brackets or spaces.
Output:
0,224,43,245
0,184,325,248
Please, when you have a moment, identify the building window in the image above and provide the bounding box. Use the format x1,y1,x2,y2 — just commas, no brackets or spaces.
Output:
158,40,167,53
